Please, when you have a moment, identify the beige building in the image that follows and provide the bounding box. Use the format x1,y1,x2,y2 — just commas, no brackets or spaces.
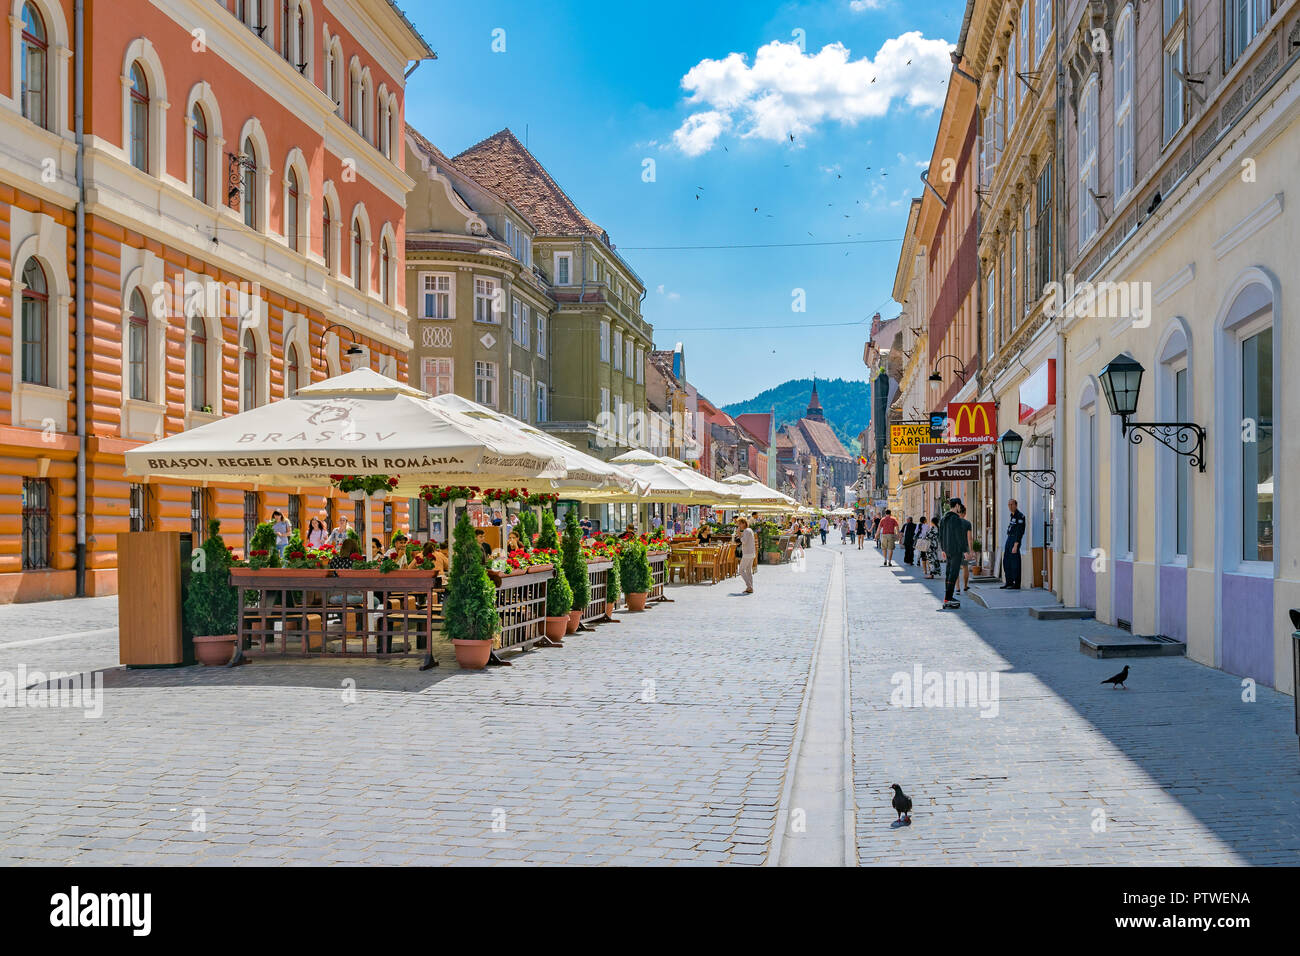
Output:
1053,0,1298,693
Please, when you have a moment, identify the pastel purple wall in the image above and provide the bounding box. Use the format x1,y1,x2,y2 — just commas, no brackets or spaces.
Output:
1078,556,1096,610
1114,559,1133,626
1158,565,1188,643
1220,573,1274,685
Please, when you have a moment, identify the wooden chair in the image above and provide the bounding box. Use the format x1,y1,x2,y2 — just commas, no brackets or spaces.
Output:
666,549,691,584
690,548,717,585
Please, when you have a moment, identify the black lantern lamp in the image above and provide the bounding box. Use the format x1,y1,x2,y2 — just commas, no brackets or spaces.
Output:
1099,353,1207,472
999,428,1055,493
317,323,366,374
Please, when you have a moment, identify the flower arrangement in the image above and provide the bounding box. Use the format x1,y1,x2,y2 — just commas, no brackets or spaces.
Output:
480,487,525,505
524,491,559,508
417,484,479,506
331,474,400,495
529,547,559,567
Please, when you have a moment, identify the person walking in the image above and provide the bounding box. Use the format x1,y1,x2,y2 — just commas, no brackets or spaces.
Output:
1000,498,1026,590
958,504,974,593
912,517,928,566
736,517,756,594
270,510,290,558
878,509,899,567
818,514,829,545
327,515,350,547
937,499,969,609
901,515,917,565
855,512,866,550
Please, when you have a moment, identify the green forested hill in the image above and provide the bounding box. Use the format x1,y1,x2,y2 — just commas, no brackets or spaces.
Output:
723,378,871,455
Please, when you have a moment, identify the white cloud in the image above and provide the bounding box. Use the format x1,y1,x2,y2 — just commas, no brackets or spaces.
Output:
656,284,681,301
849,0,887,10
671,33,951,155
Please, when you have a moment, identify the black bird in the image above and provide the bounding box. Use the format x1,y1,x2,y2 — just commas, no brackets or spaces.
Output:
1100,665,1130,689
789,132,795,142
890,784,912,825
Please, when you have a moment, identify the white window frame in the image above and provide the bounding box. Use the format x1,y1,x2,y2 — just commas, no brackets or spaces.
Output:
625,339,634,379
511,298,523,344
474,277,500,324
1235,317,1274,570
554,252,572,286
420,272,453,320
613,328,623,371
986,267,997,359
536,382,547,422
474,359,498,407
1163,0,1187,146
636,347,644,384
1034,0,1051,63
1078,75,1100,248
1224,0,1272,71
537,313,546,357
1114,6,1136,199
520,303,531,350
599,320,610,363
421,356,453,397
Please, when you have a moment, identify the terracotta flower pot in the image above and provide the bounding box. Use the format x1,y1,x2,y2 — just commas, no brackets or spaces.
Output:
452,639,493,670
625,592,648,612
606,600,619,616
544,616,568,641
566,609,581,633
194,634,237,666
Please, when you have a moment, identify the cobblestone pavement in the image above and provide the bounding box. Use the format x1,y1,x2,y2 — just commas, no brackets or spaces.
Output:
0,552,832,866
845,542,1300,865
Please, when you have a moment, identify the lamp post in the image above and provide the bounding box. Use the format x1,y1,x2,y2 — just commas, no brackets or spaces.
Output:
317,323,365,376
998,429,1056,493
1099,354,1207,472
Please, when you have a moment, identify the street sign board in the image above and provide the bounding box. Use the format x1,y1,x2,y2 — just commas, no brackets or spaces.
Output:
889,422,930,455
918,443,966,465
929,411,947,439
920,463,980,482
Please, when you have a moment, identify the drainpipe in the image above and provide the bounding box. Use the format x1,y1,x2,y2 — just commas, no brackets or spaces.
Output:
74,0,87,596
1053,0,1067,589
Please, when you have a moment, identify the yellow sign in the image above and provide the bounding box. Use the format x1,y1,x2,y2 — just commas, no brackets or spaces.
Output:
889,423,929,455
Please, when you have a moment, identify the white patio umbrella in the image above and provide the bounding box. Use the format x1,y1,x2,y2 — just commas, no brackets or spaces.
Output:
656,455,745,506
720,473,796,511
608,450,724,504
425,393,647,499
124,368,568,492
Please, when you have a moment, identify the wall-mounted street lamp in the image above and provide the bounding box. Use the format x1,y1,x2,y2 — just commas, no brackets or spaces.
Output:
317,323,365,374
929,354,968,388
1099,354,1207,472
999,429,1056,494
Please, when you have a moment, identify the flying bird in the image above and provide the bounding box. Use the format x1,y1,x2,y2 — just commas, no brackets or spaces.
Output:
789,132,795,142
890,784,913,825
1100,665,1130,690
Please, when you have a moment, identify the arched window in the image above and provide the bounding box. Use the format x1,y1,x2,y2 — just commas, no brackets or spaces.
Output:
242,137,258,228
359,76,369,140
191,104,208,202
352,219,363,291
242,330,258,409
350,69,361,132
286,167,300,252
20,258,49,386
380,237,391,305
1077,76,1099,247
20,3,48,129
189,315,208,411
129,63,149,172
286,344,300,397
379,98,389,156
128,289,149,402
322,198,333,270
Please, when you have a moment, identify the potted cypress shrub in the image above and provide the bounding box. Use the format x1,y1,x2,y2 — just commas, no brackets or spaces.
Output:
442,510,501,670
605,543,622,616
185,518,240,665
620,540,652,612
544,562,572,643
561,510,589,633
536,508,560,551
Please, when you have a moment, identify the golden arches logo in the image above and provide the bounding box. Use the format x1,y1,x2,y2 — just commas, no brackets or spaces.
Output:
949,403,993,440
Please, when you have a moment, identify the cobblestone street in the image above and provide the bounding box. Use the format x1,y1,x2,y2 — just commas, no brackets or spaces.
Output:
2,542,1298,865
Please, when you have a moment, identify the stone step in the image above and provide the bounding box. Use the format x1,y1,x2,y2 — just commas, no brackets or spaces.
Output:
1030,606,1095,620
1079,633,1188,659
970,575,1001,584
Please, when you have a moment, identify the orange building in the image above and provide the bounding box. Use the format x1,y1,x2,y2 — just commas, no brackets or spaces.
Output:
0,0,433,602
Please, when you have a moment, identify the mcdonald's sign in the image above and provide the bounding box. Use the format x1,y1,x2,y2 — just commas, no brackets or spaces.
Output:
946,402,996,445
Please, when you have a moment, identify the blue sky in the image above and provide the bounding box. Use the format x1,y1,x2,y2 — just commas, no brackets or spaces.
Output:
401,0,963,406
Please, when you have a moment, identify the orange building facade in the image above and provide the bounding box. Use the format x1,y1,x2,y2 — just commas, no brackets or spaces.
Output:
0,0,432,602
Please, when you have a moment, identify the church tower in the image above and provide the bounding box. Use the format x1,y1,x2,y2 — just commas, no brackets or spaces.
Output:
805,380,826,422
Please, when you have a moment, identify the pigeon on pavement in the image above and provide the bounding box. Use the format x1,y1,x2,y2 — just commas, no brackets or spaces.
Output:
890,783,912,825
1100,665,1130,689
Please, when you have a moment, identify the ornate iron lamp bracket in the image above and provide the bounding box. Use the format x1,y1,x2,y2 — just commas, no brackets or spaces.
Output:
1122,420,1207,473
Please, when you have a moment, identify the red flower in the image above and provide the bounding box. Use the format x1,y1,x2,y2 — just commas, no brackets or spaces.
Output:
250,549,269,557
288,551,305,560
349,553,364,562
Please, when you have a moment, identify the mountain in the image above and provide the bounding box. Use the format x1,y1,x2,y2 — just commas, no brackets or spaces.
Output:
723,378,870,455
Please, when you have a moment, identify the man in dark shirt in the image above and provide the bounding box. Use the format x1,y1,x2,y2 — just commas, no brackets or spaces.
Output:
901,516,917,565
937,498,970,609
1001,498,1027,589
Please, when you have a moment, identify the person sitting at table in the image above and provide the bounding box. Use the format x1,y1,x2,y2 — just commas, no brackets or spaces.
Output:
389,532,409,566
371,537,384,557
422,541,450,575
329,537,361,569
697,525,712,544
506,530,523,551
475,529,492,564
